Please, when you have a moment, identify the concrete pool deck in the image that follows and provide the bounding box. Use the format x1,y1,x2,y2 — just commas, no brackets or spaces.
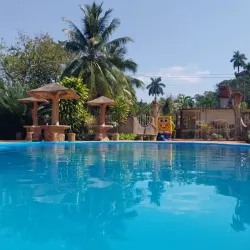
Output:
0,139,248,146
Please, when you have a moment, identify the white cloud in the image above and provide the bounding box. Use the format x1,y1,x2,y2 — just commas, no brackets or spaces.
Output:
136,64,210,84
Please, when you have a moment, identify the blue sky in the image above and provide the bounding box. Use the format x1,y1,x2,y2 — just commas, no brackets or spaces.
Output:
1,0,250,101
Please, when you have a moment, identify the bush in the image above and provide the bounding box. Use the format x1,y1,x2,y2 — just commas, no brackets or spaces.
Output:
59,77,90,136
208,119,229,129
119,133,137,140
211,133,223,140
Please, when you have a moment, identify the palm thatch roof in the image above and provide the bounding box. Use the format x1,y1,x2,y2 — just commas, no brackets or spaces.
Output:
27,83,79,100
17,97,49,105
87,96,115,106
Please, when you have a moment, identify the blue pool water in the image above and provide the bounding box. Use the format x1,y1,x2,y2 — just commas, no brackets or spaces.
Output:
0,142,250,250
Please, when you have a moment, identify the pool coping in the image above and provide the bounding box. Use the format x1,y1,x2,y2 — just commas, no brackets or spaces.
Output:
0,140,249,148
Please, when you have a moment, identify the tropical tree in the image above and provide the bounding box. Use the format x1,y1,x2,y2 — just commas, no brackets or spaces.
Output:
134,100,152,116
230,50,247,73
0,32,70,87
0,80,31,139
62,2,143,100
216,78,250,107
194,91,218,108
146,77,166,101
158,95,177,115
243,62,250,76
176,94,194,109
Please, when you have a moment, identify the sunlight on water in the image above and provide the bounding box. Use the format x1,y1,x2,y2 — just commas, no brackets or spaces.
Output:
0,142,250,250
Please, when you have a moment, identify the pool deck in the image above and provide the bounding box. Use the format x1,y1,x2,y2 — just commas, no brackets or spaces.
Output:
0,139,248,146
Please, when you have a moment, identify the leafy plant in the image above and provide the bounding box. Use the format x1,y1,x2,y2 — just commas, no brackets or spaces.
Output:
59,77,89,135
200,123,212,131
109,97,130,133
208,119,229,129
0,81,31,139
241,102,248,112
0,32,71,87
211,133,223,140
119,133,137,140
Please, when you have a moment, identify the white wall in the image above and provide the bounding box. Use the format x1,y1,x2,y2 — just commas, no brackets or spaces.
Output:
200,109,235,125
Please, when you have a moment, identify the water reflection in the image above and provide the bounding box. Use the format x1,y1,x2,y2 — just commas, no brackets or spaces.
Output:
0,143,250,249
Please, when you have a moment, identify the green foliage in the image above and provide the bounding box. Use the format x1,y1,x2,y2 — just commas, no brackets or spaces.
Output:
230,50,247,73
0,32,70,87
118,133,137,140
211,133,223,140
0,81,31,139
62,2,143,100
176,94,195,109
59,77,89,135
134,100,152,116
241,101,248,111
216,78,250,106
194,91,218,108
199,123,211,132
208,119,229,129
159,95,177,115
147,77,165,101
110,97,130,132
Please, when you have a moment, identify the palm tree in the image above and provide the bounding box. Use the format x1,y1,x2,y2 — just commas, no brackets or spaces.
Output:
146,77,166,102
243,62,250,76
176,94,194,109
62,2,143,99
230,51,247,73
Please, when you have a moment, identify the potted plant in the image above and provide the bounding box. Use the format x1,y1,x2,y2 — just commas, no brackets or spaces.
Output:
68,128,76,142
109,97,130,141
111,122,119,141
200,123,211,140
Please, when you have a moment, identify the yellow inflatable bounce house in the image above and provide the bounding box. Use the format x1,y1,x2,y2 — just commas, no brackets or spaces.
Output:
157,116,175,141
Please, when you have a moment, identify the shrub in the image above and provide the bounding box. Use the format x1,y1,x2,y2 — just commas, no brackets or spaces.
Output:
59,77,90,136
208,119,229,129
211,133,223,140
119,133,137,140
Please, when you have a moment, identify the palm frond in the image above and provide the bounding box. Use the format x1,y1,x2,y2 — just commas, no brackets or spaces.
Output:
101,18,120,43
62,18,88,46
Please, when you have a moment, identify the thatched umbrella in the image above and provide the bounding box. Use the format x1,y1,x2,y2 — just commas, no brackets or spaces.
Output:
87,96,115,141
17,97,49,126
87,96,115,125
27,83,79,125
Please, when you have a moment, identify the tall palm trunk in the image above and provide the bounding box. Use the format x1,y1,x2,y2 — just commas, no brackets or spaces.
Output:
238,66,240,73
154,95,157,102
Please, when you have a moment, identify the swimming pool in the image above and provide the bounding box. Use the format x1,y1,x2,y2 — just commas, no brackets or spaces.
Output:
0,142,250,250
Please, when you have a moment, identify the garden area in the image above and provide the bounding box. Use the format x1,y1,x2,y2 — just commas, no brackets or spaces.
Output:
1,2,250,141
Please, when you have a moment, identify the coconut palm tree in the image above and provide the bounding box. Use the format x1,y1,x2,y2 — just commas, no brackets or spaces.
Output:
230,51,247,73
62,2,143,99
146,77,166,102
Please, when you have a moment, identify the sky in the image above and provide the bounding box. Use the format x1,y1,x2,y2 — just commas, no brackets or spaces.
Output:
1,0,250,102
